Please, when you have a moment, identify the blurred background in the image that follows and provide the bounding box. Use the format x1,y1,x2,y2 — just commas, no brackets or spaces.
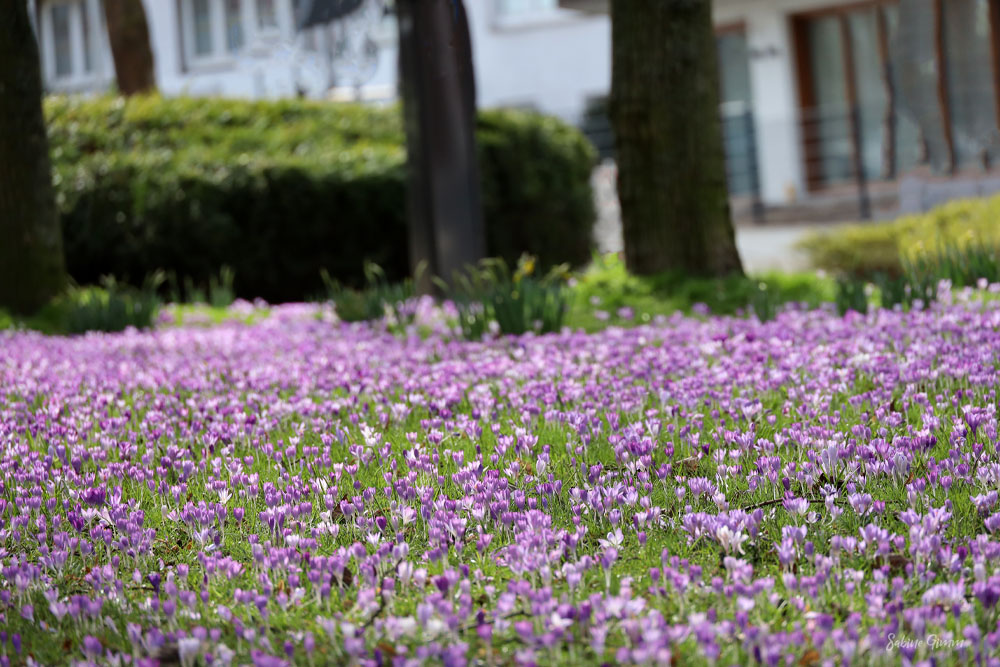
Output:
5,0,1000,332
31,0,1000,222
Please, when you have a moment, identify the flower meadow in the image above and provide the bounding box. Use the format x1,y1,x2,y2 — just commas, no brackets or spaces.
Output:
3,290,1000,666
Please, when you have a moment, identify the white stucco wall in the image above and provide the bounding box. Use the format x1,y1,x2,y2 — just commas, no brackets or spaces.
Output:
463,3,611,124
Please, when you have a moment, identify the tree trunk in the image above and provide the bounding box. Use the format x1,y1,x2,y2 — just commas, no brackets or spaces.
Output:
0,0,67,315
396,0,485,292
103,0,156,95
609,0,743,277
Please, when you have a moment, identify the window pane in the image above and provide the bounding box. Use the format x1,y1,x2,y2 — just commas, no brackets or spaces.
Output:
807,16,852,185
882,5,923,175
52,4,73,77
717,31,754,195
257,0,277,28
943,0,999,167
80,2,93,72
497,0,557,15
717,32,751,106
848,9,886,180
890,0,951,172
302,26,317,51
193,0,213,55
226,0,245,52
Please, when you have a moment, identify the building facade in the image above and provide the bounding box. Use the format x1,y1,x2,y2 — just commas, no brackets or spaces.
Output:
566,0,1000,216
30,0,610,112
31,0,399,99
31,0,1000,216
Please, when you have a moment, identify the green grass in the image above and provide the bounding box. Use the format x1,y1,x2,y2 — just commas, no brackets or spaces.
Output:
1,282,996,664
2,255,837,336
565,253,837,331
798,193,1000,277
160,302,268,327
0,295,266,334
3,353,989,664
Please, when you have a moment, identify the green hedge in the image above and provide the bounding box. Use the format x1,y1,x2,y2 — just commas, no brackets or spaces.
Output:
798,195,1000,277
46,95,596,302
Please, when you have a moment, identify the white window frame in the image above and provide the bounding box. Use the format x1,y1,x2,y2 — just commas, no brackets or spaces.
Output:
492,0,583,31
180,0,238,69
180,0,296,67
368,10,397,48
252,0,281,35
39,0,111,92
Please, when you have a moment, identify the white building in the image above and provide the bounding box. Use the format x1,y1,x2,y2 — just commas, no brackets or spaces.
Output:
32,0,1000,216
563,0,1000,217
32,0,399,99
31,0,609,113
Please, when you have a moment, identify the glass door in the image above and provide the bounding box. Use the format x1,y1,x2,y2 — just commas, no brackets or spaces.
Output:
717,29,755,195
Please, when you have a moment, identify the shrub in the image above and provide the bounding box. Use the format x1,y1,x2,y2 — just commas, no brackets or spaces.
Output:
906,240,1000,287
40,276,162,334
799,223,902,278
46,96,596,302
566,253,837,330
747,281,779,322
477,112,595,271
445,255,570,339
872,272,910,309
834,276,869,316
321,261,422,334
798,195,1000,278
165,266,236,307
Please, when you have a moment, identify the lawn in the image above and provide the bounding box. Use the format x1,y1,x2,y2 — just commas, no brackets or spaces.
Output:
1,288,999,665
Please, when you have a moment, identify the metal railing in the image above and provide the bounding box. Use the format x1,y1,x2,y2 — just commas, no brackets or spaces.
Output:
720,102,764,222
576,98,1000,224
580,98,767,223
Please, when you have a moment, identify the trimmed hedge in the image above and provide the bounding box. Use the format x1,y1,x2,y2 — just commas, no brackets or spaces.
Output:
46,95,596,302
798,195,1000,277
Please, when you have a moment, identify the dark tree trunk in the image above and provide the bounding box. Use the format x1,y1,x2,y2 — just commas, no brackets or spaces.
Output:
396,0,485,292
609,0,743,277
103,0,156,95
0,0,67,315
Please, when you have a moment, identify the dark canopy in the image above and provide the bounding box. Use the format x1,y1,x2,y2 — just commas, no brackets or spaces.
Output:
295,0,366,29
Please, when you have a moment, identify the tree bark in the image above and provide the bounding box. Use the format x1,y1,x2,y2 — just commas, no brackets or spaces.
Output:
609,0,743,277
0,0,67,315
396,0,485,292
103,0,156,95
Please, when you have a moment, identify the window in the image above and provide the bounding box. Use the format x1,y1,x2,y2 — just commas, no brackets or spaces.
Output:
794,2,935,187
183,0,295,66
497,0,558,14
794,0,1000,187
847,9,886,180
494,0,575,27
943,0,999,166
717,32,752,108
225,0,245,52
717,28,756,195
40,0,105,87
805,15,853,185
257,0,278,28
193,0,213,55
52,4,73,77
79,2,92,72
883,2,938,173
